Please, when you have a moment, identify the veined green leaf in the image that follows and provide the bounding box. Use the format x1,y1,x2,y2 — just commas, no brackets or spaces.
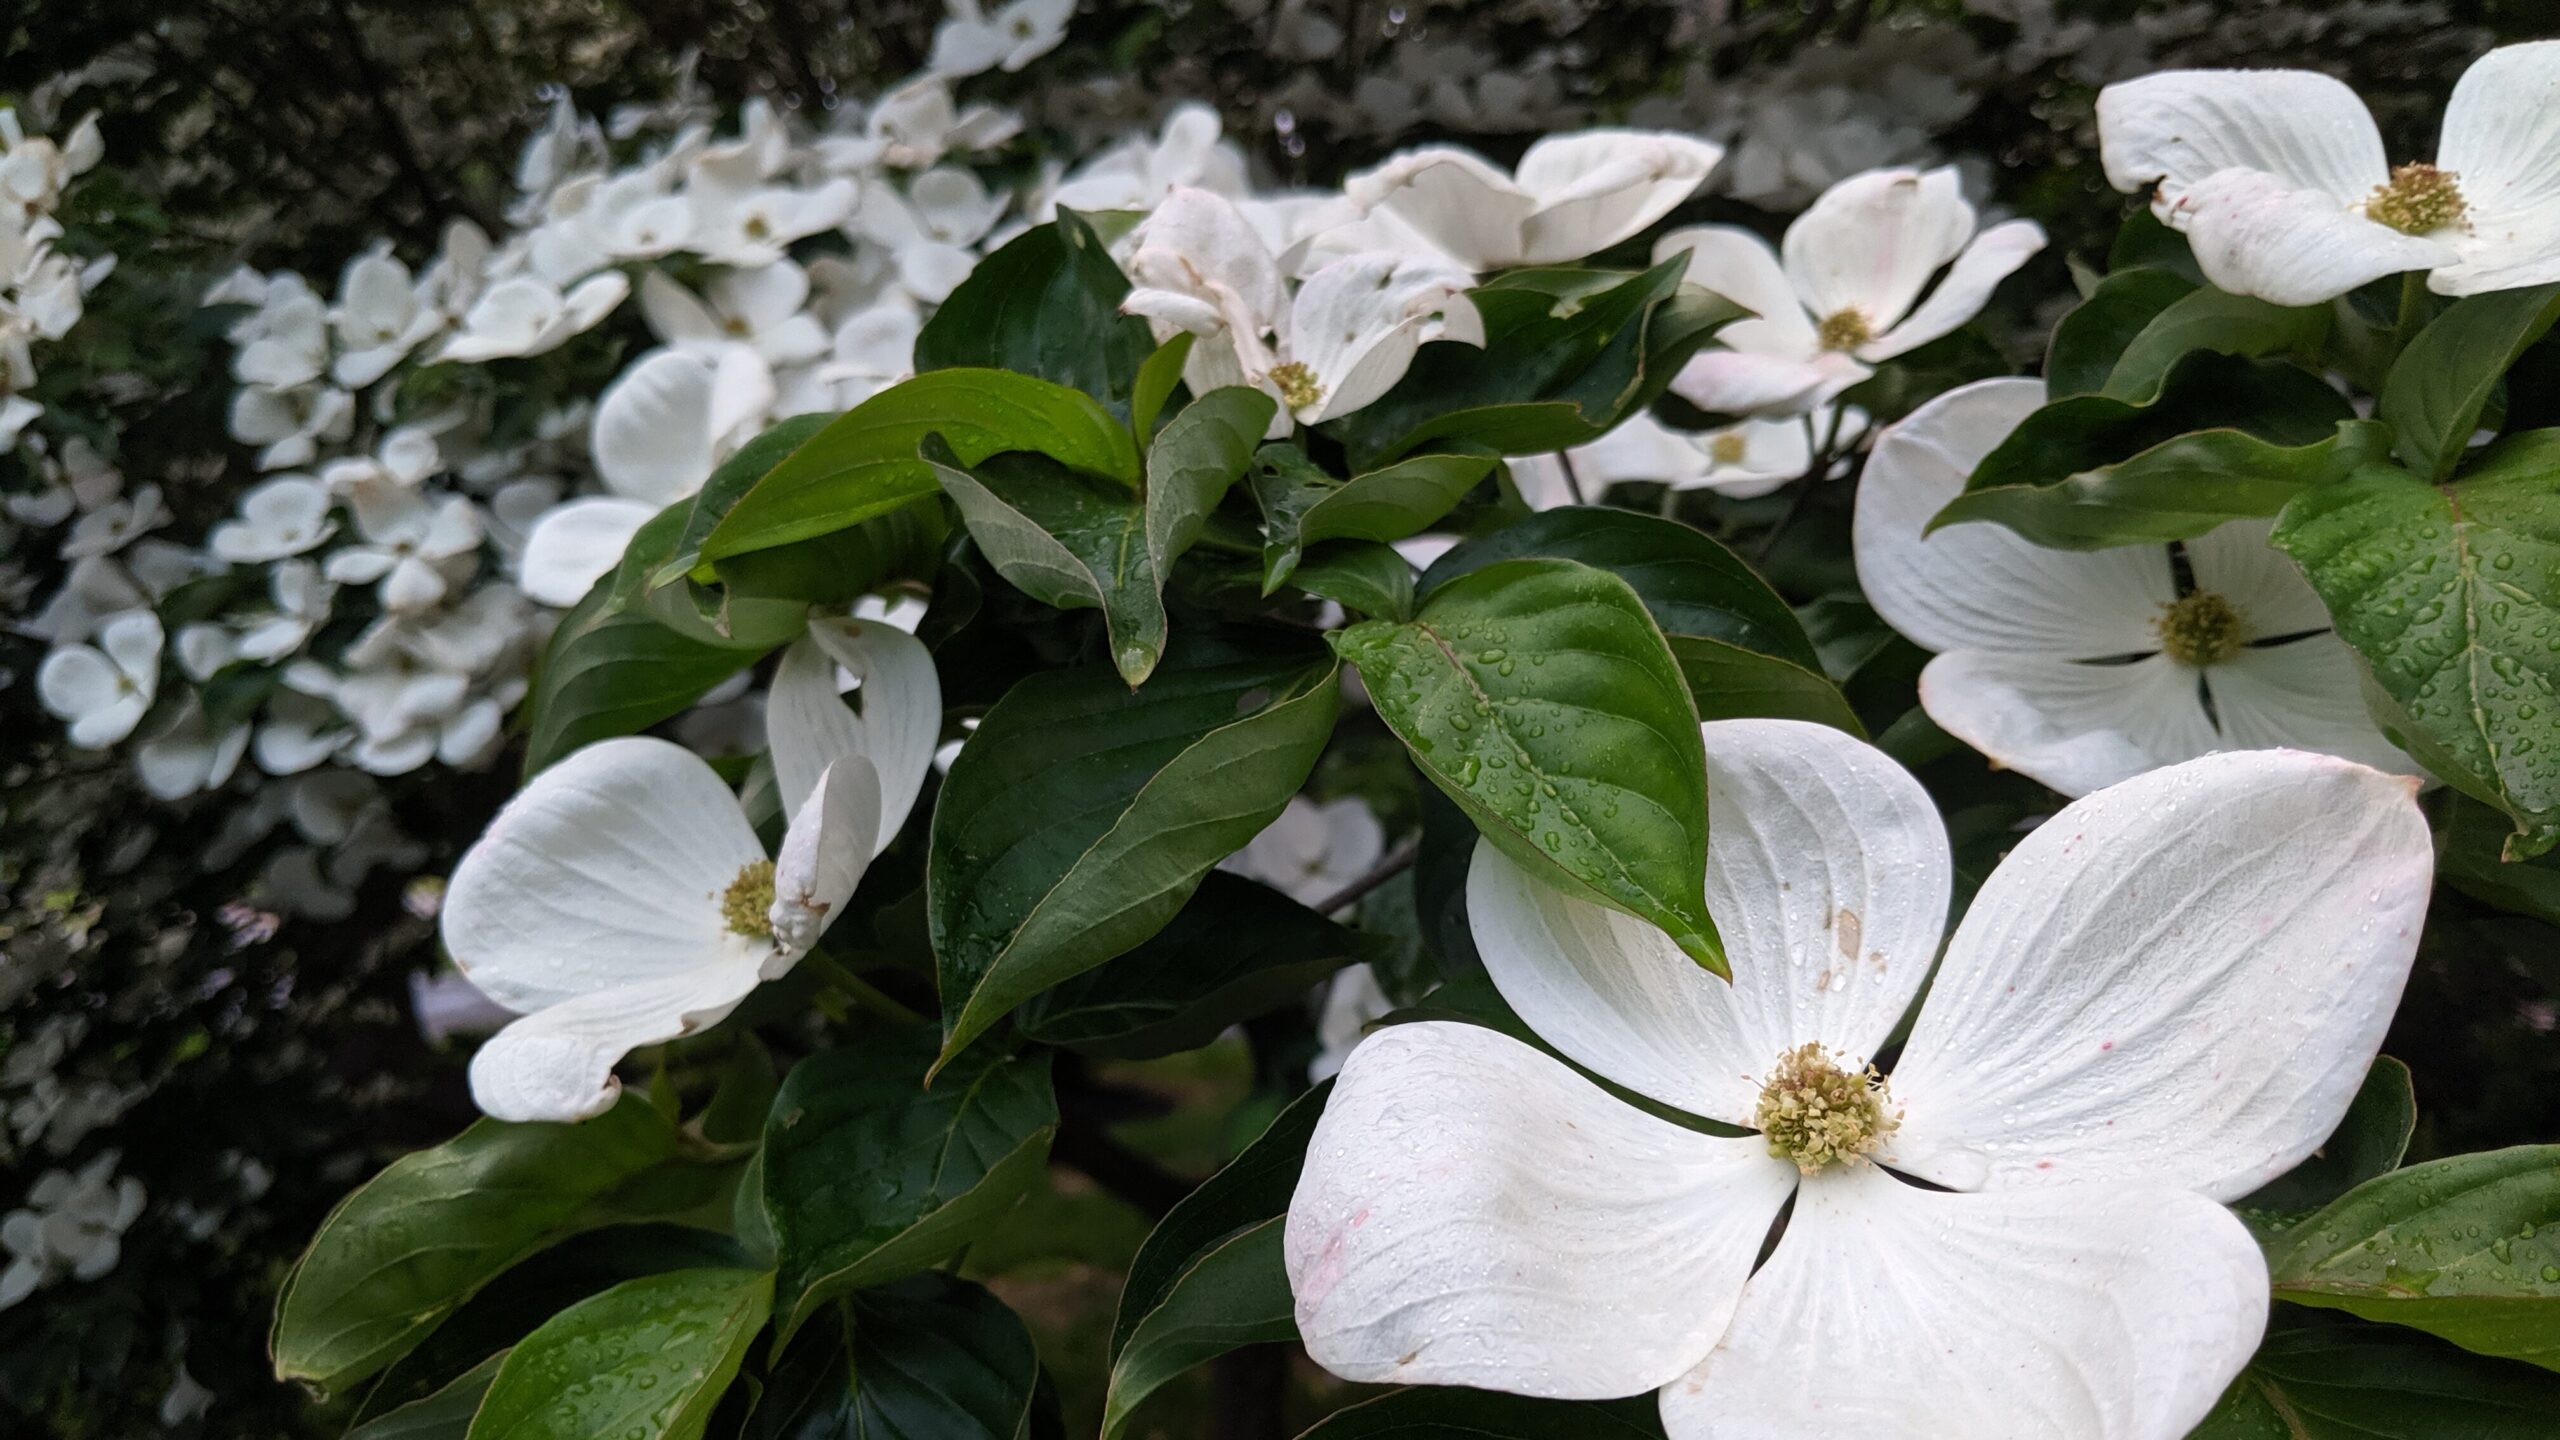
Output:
1251,445,1496,591
2045,266,2197,399
749,1273,1044,1440
2272,435,2560,857
700,368,1141,565
1101,1218,1294,1437
761,1033,1056,1347
2193,1324,2560,1438
1333,557,1721,973
915,208,1156,415
464,1268,769,1440
271,1095,718,1396
930,639,1339,1059
2271,1145,2560,1370
2381,282,2560,481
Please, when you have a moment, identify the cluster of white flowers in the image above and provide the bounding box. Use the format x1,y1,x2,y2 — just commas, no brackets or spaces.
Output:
0,1149,145,1311
0,107,106,451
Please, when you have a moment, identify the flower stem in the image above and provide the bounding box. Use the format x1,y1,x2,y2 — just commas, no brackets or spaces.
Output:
802,951,929,1026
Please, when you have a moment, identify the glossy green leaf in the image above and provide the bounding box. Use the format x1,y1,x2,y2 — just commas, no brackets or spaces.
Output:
1101,1218,1294,1438
762,1033,1057,1346
1132,332,1196,440
1333,557,1721,972
915,209,1155,414
520,503,758,777
272,1095,713,1396
2271,1145,2560,1370
1293,1389,1668,1438
464,1267,769,1440
1325,261,1746,468
2236,1057,2416,1240
1932,353,2363,548
347,1352,504,1440
1291,541,1416,620
1420,507,1858,733
2272,436,2560,857
2381,282,2560,481
749,1273,1043,1440
1017,871,1358,1058
650,413,835,588
1113,1082,1330,1362
926,388,1272,686
1251,444,1497,589
700,369,1141,564
2099,286,2328,405
2192,1324,2560,1438
2045,267,2197,398
928,639,1340,1060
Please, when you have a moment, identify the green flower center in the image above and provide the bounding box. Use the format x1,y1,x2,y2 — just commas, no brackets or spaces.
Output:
721,860,777,939
1816,307,1873,353
2156,590,2246,667
2367,162,2469,236
1270,361,1323,413
1755,1042,1898,1174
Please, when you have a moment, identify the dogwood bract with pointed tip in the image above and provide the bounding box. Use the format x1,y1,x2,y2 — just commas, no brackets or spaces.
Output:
441,618,940,1122
2098,42,2560,304
1287,720,2432,1439
1343,131,1724,272
1852,376,2415,795
1658,165,2046,417
1122,186,1482,433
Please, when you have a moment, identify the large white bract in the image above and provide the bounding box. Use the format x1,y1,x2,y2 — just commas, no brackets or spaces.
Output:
1851,376,2418,796
1343,130,1726,272
2099,41,2560,303
439,618,939,1122
1286,719,2432,1438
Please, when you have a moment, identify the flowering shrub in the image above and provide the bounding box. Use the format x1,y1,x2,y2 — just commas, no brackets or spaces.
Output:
11,5,2560,1439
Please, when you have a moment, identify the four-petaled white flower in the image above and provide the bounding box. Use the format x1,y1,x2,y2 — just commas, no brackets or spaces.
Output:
851,168,1010,304
38,610,163,747
1659,166,2046,417
1288,720,2432,1439
325,481,485,612
1124,187,1483,433
1344,131,1726,273
930,0,1074,78
437,271,631,363
519,348,727,607
209,475,336,564
330,247,448,387
2099,42,2560,305
1852,377,2417,795
442,618,941,1121
0,1151,145,1310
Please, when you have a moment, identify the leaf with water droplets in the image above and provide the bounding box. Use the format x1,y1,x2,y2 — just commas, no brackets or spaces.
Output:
1332,556,1722,975
761,1031,1056,1347
464,1267,769,1440
2271,1144,2560,1371
749,1273,1048,1440
2274,438,2560,858
2192,1323,2560,1438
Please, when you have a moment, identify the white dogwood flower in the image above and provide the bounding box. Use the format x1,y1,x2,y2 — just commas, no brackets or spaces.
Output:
1852,377,2416,795
0,1152,145,1309
38,610,162,747
930,0,1074,78
1658,166,2045,417
330,247,447,387
442,619,939,1122
1345,131,1725,272
324,482,484,612
2099,42,2560,303
519,348,727,606
209,475,336,564
437,271,630,363
1547,410,1826,501
1288,721,2432,1438
1123,187,1482,432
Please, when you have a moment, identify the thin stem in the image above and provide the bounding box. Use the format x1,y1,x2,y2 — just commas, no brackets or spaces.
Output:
1311,836,1419,917
1555,450,1589,506
801,951,929,1026
2390,269,2430,361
